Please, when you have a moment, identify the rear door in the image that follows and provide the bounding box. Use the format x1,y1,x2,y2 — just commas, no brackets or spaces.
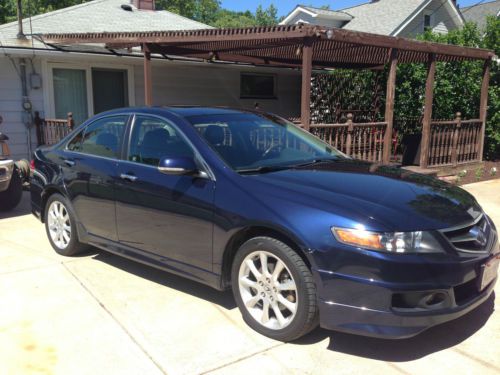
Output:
115,114,215,271
62,115,129,241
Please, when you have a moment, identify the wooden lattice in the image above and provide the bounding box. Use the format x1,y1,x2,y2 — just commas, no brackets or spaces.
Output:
310,69,385,124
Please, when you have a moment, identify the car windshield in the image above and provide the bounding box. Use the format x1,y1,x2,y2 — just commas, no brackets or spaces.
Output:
187,113,344,172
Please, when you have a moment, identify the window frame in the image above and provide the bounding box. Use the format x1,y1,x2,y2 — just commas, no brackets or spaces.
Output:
240,72,277,99
64,114,131,161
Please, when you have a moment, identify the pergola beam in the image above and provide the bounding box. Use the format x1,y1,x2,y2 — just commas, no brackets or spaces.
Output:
478,58,491,161
143,43,153,106
383,48,398,164
301,37,313,131
419,53,437,168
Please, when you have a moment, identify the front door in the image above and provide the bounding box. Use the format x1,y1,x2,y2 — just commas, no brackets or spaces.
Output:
63,115,129,241
115,114,215,271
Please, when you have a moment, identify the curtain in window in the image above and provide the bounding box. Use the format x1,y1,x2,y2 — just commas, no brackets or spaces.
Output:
53,68,88,125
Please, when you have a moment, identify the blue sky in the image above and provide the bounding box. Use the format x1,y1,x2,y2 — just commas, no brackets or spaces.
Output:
220,0,482,17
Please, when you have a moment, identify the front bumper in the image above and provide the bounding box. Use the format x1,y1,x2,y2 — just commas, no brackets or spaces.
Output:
314,241,499,339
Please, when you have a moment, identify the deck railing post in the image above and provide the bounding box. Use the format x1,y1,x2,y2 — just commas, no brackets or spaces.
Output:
34,111,44,146
478,58,491,161
419,53,436,169
346,113,354,155
383,48,398,164
300,37,313,131
451,112,461,167
67,112,74,130
143,43,153,106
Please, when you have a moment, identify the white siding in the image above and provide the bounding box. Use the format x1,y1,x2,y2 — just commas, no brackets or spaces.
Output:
0,56,42,161
287,12,346,28
0,52,302,159
134,61,301,118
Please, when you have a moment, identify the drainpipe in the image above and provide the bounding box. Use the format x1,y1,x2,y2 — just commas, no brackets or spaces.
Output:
16,0,26,39
19,59,33,158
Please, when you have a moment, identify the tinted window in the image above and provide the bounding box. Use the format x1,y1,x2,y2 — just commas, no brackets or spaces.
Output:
189,113,343,171
129,116,194,166
70,116,127,158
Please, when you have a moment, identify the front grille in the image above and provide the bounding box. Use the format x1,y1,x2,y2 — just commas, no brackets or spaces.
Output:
441,215,495,253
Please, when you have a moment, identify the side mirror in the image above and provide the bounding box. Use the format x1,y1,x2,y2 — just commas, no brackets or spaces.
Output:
158,156,199,176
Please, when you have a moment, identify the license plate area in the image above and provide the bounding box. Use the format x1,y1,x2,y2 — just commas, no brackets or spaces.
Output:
479,254,500,291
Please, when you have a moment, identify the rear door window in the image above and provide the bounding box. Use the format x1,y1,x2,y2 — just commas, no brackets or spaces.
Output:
69,116,128,158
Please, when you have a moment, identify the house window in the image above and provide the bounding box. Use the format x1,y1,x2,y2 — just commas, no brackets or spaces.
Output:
423,11,432,31
240,73,276,99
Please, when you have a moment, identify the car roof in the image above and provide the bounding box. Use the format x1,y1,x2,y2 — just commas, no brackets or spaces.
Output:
97,106,259,119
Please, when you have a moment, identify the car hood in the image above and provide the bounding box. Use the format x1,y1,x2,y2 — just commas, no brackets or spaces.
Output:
245,159,482,232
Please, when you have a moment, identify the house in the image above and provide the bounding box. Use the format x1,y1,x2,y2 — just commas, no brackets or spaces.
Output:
461,0,500,30
0,0,301,160
280,0,465,37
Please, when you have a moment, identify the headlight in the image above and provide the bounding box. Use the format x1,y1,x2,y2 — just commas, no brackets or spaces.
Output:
331,227,444,253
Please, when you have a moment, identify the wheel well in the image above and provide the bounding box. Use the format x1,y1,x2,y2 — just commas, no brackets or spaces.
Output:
220,226,312,290
40,187,62,223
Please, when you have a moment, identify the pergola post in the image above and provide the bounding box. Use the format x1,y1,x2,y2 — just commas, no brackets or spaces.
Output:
301,37,313,131
478,58,491,161
419,53,436,168
383,48,398,163
143,43,153,106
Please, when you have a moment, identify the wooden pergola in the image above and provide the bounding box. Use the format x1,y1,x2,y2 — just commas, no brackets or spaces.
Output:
42,25,494,167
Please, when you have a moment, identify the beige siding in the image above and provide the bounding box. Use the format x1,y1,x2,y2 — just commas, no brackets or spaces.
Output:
0,56,42,161
134,61,301,118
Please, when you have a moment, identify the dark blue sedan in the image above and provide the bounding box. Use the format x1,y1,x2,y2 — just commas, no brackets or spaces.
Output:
31,107,499,341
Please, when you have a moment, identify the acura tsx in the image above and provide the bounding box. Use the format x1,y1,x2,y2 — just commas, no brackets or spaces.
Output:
31,107,499,341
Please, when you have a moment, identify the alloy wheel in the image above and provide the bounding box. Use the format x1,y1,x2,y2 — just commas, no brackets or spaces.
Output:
47,200,72,250
238,250,298,330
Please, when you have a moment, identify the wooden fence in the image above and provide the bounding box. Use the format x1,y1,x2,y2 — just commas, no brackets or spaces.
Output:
310,114,388,162
427,113,482,167
34,112,74,146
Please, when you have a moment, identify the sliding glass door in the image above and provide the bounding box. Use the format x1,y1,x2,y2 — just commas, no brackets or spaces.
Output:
53,68,88,125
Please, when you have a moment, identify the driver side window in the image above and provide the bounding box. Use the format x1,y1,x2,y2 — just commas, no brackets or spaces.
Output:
128,115,194,167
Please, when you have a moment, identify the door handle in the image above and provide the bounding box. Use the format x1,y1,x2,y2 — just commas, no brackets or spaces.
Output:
63,158,75,167
120,173,138,182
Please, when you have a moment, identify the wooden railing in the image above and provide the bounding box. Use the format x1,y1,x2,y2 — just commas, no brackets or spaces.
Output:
310,114,388,162
428,113,482,167
34,112,75,146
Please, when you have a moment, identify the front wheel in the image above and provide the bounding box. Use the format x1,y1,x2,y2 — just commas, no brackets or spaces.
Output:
231,237,318,341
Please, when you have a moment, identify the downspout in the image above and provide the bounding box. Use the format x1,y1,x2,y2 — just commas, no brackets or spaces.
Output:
17,1,33,157
20,59,33,158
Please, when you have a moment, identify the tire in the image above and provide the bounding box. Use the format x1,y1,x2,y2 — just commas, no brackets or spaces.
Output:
231,236,318,341
44,193,88,256
0,168,23,212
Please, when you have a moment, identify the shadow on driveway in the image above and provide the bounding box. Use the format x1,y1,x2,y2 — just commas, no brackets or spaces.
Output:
0,191,32,220
295,292,495,362
92,250,237,310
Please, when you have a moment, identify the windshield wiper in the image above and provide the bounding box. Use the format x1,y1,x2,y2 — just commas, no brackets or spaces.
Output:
293,158,339,168
237,165,291,174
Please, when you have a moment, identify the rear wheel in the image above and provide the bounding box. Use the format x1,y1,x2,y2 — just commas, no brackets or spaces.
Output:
44,193,88,256
0,168,22,212
231,236,318,341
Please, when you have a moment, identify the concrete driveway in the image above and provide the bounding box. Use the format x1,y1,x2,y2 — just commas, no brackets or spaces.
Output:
1,180,499,375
